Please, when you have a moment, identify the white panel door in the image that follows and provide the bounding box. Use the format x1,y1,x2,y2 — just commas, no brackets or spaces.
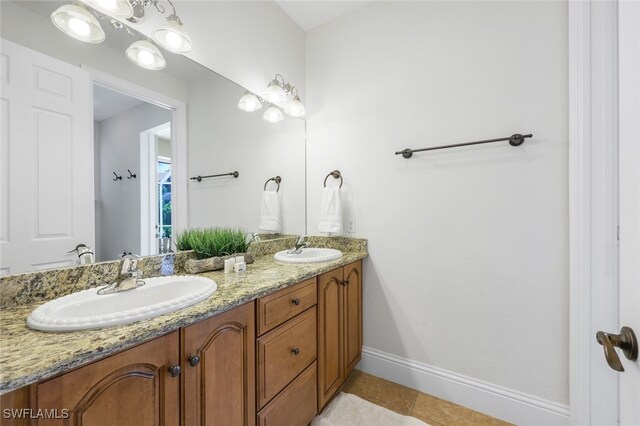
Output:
618,1,640,424
0,39,94,274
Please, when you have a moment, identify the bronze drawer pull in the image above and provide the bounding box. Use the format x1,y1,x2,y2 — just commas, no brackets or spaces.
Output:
291,347,300,356
291,298,301,305
168,365,181,377
188,355,200,367
341,279,350,287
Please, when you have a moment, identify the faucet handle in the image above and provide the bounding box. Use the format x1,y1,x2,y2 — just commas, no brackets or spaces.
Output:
120,254,141,273
295,235,308,244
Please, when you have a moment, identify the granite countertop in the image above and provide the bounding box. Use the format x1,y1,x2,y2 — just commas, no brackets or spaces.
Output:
0,248,367,395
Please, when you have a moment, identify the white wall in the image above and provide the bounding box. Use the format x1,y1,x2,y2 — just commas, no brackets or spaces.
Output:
97,102,172,260
187,73,306,235
158,138,171,158
305,0,569,420
0,1,188,102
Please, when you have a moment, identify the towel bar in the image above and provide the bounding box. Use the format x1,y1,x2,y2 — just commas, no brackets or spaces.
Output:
264,176,282,192
396,133,533,159
324,170,343,188
190,171,239,182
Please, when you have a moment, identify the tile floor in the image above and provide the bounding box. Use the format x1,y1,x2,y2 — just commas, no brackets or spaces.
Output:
340,370,513,426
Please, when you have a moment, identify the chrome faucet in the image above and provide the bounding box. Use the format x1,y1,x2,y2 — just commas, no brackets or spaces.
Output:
288,235,309,254
98,254,145,295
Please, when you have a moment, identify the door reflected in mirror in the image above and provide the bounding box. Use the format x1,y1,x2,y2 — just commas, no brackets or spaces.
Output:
93,84,175,261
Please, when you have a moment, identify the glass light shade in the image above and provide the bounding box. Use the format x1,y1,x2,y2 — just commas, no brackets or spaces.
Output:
283,96,306,117
79,0,133,18
51,4,105,43
152,16,192,54
262,80,287,103
263,106,284,124
237,92,262,112
126,40,166,70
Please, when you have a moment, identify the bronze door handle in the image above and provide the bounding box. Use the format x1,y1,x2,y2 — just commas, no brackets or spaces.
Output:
595,326,638,372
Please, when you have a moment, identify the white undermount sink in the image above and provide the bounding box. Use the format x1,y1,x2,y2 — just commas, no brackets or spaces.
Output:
27,276,217,332
274,248,343,264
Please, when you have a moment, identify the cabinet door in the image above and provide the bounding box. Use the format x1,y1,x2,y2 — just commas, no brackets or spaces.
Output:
343,260,363,378
36,332,180,426
183,303,255,426
0,385,34,426
317,268,344,409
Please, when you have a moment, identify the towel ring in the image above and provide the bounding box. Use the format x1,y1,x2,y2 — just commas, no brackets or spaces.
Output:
264,176,282,192
323,170,343,188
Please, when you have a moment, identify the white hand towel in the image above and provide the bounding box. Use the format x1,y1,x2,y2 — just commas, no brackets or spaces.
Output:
318,186,343,235
259,190,281,233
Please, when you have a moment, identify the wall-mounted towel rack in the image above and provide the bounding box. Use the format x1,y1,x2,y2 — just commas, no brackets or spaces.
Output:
395,133,533,159
190,171,239,182
264,176,282,192
324,170,343,188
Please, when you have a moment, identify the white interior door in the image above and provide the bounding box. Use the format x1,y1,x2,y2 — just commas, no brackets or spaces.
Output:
0,39,94,274
139,122,170,256
618,2,640,424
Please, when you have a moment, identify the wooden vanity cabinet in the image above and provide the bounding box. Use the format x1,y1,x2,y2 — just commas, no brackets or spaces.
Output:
36,332,180,426
182,302,255,426
2,259,364,426
255,278,319,426
30,302,255,426
318,260,362,409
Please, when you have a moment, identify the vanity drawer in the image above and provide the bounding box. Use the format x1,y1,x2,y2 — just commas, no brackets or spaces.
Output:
257,361,318,426
257,278,317,335
257,306,317,408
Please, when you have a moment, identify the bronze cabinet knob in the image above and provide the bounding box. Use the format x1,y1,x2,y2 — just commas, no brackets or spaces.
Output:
168,365,181,377
291,298,301,306
188,355,200,367
291,347,300,356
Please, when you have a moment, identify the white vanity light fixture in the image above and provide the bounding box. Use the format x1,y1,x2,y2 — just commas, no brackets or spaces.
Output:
79,0,133,19
263,105,284,124
126,39,166,70
152,14,192,53
51,4,106,43
237,91,263,112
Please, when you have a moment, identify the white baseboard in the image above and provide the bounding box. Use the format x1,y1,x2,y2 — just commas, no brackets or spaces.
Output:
358,347,570,426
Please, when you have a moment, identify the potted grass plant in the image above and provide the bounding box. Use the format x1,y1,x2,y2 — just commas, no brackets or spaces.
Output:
176,227,254,273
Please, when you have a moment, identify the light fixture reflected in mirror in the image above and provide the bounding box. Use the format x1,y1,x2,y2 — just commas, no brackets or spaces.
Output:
263,106,284,124
237,91,263,112
51,4,105,43
238,74,305,123
153,15,192,53
51,0,193,71
262,75,287,103
126,40,166,70
79,0,133,19
283,88,305,117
